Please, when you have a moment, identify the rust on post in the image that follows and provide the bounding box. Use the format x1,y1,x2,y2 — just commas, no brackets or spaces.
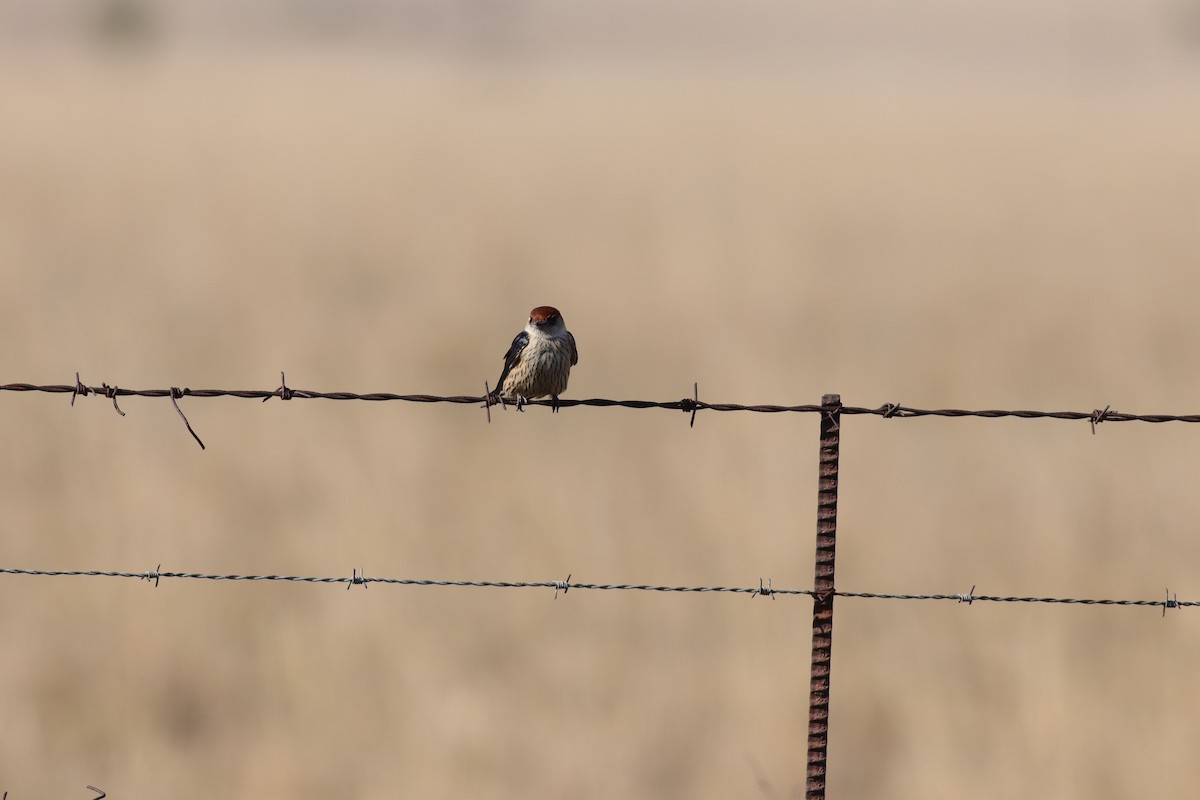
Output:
807,393,841,799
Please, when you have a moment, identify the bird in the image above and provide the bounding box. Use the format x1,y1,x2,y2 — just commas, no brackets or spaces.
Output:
491,306,578,412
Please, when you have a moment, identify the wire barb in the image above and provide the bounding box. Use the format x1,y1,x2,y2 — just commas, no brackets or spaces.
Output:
482,380,493,423
752,578,776,599
1163,587,1178,617
349,567,368,590
70,371,88,406
1091,405,1112,435
957,584,976,605
553,573,572,599
677,382,701,428
263,371,293,403
168,387,205,450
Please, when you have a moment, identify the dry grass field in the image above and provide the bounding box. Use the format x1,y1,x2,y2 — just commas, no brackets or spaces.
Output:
2,5,1200,798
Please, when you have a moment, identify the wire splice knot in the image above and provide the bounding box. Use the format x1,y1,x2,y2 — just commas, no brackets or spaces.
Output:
101,384,125,416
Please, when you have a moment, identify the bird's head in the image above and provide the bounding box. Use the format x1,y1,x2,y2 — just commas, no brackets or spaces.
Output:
528,306,565,333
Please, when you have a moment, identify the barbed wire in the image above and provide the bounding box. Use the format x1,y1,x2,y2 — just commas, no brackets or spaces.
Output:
2,787,105,800
3,373,1200,448
0,567,1191,614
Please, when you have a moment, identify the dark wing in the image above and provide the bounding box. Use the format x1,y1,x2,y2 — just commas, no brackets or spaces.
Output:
568,332,578,366
494,330,530,395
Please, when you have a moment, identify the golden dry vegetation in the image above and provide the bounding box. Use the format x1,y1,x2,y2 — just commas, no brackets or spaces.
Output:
2,12,1200,798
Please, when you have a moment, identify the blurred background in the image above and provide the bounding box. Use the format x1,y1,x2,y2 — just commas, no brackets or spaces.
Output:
2,1,1200,797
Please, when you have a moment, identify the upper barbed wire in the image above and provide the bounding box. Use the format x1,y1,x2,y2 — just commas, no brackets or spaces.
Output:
4,375,1200,420
4,374,1200,447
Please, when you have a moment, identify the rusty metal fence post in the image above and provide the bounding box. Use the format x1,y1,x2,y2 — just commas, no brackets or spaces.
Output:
807,393,841,799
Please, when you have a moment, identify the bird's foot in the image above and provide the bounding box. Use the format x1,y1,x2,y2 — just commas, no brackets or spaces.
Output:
515,395,527,412
482,392,506,412
551,395,560,413
483,380,507,412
